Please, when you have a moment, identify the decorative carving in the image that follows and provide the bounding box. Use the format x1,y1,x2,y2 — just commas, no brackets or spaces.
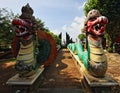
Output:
11,4,57,77
68,9,108,77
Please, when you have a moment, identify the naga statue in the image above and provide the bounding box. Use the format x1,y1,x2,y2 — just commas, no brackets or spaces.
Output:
11,4,57,77
68,9,108,77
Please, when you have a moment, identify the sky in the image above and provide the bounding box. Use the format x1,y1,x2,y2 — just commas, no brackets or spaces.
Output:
0,0,87,42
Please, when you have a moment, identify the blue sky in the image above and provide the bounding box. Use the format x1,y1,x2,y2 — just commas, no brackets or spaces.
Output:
0,0,87,42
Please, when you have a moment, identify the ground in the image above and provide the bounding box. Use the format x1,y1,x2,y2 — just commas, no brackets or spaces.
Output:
0,49,120,93
39,49,82,89
106,52,120,85
0,59,17,93
106,52,120,92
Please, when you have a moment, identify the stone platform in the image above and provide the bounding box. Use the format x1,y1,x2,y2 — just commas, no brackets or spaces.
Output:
68,48,118,92
6,66,44,93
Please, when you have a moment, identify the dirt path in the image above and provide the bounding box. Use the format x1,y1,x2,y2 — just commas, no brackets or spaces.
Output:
106,52,120,85
0,60,17,93
39,49,82,88
0,49,120,93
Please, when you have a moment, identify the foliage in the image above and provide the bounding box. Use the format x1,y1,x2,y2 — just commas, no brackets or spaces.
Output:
47,31,61,45
0,8,60,49
107,47,113,53
78,33,86,42
84,0,120,49
35,18,49,32
36,18,61,45
84,0,98,16
0,8,15,48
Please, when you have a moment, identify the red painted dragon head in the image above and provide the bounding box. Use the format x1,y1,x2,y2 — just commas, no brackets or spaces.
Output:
12,18,34,40
83,9,108,36
12,4,35,40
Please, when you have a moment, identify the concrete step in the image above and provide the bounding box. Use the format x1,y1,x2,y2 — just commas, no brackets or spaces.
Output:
37,88,84,93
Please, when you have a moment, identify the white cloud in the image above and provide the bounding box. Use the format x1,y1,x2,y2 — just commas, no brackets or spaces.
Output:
52,29,61,35
71,22,80,31
62,16,85,41
0,0,87,43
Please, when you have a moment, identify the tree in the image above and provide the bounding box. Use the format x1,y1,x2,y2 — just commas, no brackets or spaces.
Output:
47,32,61,45
0,8,15,49
0,8,60,49
35,18,50,32
84,0,120,50
78,33,86,43
35,18,61,44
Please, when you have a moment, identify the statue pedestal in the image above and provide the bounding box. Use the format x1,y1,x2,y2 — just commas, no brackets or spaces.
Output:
6,66,44,93
69,48,118,92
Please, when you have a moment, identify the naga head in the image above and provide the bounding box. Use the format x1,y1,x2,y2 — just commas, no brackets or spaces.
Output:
12,3,35,41
84,9,108,36
12,18,34,41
